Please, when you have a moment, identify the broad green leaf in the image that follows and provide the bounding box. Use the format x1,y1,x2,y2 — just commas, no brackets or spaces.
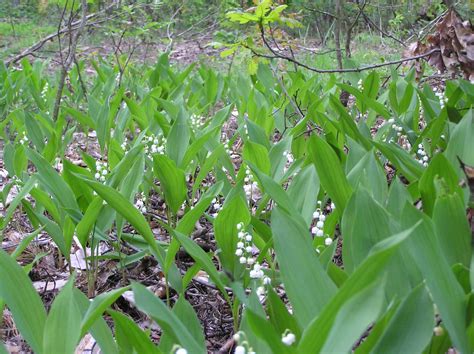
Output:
402,204,471,353
419,154,461,215
320,279,386,353
109,310,161,354
73,289,118,354
342,187,392,273
76,197,104,248
286,164,319,227
0,176,37,230
27,149,80,213
374,141,424,182
214,195,251,274
167,108,190,167
309,135,353,212
433,193,472,267
159,297,206,352
446,109,474,166
80,178,182,291
372,284,434,353
266,287,301,338
0,249,47,353
153,154,187,215
246,310,296,354
243,141,271,175
272,207,336,327
132,283,205,354
298,223,419,352
172,231,229,302
80,287,128,336
43,277,82,354
347,150,388,203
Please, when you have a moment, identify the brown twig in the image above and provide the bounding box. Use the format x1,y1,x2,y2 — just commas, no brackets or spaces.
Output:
361,11,406,46
52,0,87,122
256,23,439,74
4,4,116,67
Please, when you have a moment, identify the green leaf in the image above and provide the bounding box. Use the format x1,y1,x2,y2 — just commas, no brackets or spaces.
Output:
214,195,251,274
80,287,128,336
309,135,353,212
347,150,387,203
80,178,182,291
76,197,103,248
419,154,461,215
160,297,206,352
172,231,229,302
43,277,82,354
0,249,47,353
446,109,474,166
372,284,434,353
167,108,190,167
272,207,336,327
320,278,386,353
402,204,471,353
433,193,472,267
342,188,392,273
246,310,295,354
109,310,161,354
27,149,80,213
0,176,37,230
153,154,187,215
286,165,319,227
266,287,301,338
243,141,271,175
374,141,424,182
73,289,118,354
132,283,205,354
298,223,419,352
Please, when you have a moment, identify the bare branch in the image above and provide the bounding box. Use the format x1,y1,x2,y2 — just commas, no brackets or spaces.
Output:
52,0,87,122
4,4,116,66
257,23,440,74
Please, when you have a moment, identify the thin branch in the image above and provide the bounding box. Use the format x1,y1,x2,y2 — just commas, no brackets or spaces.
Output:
361,12,406,46
345,0,369,57
257,23,439,74
4,4,116,66
303,6,337,19
52,0,87,122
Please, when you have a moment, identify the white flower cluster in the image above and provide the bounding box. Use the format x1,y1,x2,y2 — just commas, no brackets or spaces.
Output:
172,345,187,354
281,330,296,346
94,161,108,182
135,192,147,213
236,222,254,264
387,118,404,137
211,197,222,217
120,139,127,151
243,167,259,202
357,78,363,91
416,143,429,167
144,135,166,158
311,201,334,246
235,222,271,297
418,96,426,130
115,73,120,84
282,150,294,173
233,332,256,354
19,134,29,145
190,114,205,130
41,82,48,100
434,88,446,109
